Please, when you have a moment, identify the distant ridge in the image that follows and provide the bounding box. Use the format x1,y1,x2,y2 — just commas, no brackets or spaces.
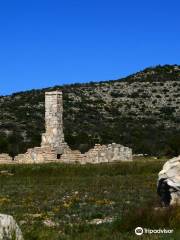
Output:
0,64,180,157
120,64,180,82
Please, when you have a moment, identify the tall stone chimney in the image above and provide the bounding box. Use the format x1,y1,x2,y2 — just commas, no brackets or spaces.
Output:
41,91,66,154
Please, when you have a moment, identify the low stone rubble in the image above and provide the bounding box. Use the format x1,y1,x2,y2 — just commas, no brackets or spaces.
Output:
0,143,132,165
12,143,132,164
88,217,114,225
14,147,57,163
0,154,13,164
0,170,14,176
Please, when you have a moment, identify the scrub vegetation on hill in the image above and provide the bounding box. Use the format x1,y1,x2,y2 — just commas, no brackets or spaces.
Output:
0,64,180,157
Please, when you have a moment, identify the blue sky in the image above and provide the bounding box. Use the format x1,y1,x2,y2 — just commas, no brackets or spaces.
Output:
0,0,180,95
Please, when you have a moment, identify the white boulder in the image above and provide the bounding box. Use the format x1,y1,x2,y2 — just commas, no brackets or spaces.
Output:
157,156,180,206
0,214,23,240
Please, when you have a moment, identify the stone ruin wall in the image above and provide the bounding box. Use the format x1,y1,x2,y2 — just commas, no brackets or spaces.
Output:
13,143,132,164
60,143,132,164
0,91,133,164
0,154,13,164
14,147,57,164
0,144,133,164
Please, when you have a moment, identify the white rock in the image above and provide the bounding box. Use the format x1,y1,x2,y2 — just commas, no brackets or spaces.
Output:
89,217,114,225
0,214,23,240
43,219,59,227
158,156,180,206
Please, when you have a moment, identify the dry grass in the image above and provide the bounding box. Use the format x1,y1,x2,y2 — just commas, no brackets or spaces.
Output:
0,159,179,239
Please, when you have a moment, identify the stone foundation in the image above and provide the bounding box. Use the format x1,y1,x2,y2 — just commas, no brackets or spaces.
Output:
85,143,132,163
14,147,57,164
13,143,132,164
0,154,13,164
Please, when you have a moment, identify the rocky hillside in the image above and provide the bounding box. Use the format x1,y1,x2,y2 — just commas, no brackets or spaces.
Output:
0,64,180,156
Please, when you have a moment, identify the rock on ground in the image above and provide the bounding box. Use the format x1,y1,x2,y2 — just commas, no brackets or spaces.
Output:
157,156,180,206
0,214,23,240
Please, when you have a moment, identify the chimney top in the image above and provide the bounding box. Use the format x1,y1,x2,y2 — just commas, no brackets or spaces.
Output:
45,91,62,95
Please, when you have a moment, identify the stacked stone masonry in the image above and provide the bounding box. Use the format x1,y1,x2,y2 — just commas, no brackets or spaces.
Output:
1,91,133,164
0,154,13,164
41,91,65,153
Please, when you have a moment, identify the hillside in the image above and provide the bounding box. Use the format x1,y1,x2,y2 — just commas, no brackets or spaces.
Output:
0,64,180,157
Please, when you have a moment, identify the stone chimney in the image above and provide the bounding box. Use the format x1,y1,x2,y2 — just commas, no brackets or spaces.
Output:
41,91,66,154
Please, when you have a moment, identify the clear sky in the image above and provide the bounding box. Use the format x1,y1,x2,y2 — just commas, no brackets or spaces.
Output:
0,0,180,95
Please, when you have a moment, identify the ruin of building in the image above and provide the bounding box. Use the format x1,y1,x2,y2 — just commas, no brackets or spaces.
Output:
1,91,132,164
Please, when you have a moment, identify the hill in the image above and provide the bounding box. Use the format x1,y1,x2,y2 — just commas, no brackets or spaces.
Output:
0,64,180,156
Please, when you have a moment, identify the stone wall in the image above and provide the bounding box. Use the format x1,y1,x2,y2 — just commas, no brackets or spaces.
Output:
85,143,132,163
14,147,57,164
0,154,13,164
13,143,132,164
60,146,85,164
54,143,132,164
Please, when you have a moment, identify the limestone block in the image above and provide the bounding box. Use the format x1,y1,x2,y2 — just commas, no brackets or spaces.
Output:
158,155,180,206
0,214,23,240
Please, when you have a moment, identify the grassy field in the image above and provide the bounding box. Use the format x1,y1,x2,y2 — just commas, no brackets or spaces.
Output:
0,158,179,240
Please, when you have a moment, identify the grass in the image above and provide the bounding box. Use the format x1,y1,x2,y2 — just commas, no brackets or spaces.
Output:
0,158,179,239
